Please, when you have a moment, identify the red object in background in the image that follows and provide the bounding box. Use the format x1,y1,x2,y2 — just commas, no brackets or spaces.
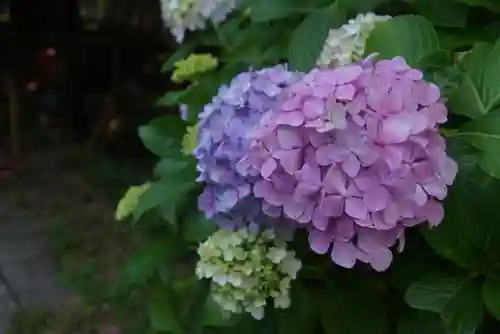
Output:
25,47,59,92
36,47,59,84
46,47,57,57
26,81,38,91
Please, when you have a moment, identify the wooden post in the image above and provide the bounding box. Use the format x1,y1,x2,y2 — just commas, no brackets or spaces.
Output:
4,74,20,161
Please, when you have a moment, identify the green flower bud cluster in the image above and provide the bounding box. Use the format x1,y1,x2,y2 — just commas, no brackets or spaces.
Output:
195,228,302,320
171,53,218,83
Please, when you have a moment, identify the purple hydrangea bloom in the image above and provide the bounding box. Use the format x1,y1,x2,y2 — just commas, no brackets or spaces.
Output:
194,65,301,228
245,56,458,271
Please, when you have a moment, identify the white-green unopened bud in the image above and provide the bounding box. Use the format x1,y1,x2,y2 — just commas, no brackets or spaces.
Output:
317,13,391,68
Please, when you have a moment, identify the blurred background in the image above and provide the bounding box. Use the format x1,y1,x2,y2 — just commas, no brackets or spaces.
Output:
0,0,178,332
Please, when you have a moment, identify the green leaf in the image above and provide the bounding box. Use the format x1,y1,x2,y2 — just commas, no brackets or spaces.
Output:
478,151,500,180
220,23,288,65
148,284,183,333
288,6,346,71
182,211,216,243
161,43,195,73
364,15,439,67
133,179,195,222
138,116,186,157
456,0,500,12
459,111,500,151
247,0,330,22
405,274,484,334
123,237,178,285
201,295,232,328
321,283,386,334
390,233,444,291
457,111,500,178
448,40,500,118
422,161,500,271
154,158,191,178
277,284,319,334
398,310,445,334
337,0,385,12
483,277,500,321
412,0,468,28
418,51,462,96
406,274,470,313
157,91,187,107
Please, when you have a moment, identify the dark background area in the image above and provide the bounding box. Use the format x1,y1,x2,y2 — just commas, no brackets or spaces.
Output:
0,0,177,164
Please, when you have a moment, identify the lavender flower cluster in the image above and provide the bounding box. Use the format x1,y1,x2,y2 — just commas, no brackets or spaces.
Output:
194,56,457,271
194,65,300,230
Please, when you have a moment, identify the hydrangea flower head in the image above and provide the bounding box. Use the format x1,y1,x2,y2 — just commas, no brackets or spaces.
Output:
194,65,301,228
317,13,391,68
160,0,239,43
246,56,458,271
172,53,219,83
196,228,301,319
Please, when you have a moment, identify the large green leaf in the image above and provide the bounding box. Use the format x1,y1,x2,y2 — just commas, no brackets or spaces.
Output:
459,108,500,150
321,283,386,334
246,0,330,22
154,158,191,179
182,211,217,243
364,15,439,67
220,22,290,67
418,51,463,96
478,151,500,180
448,40,500,119
412,0,468,28
157,91,188,108
389,233,444,291
406,274,470,313
288,6,346,71
278,284,319,334
482,277,500,321
398,310,445,334
423,160,500,272
201,295,232,328
456,0,500,12
133,179,195,222
457,110,500,179
406,274,484,334
138,116,186,157
123,236,179,285
148,284,183,333
337,0,385,12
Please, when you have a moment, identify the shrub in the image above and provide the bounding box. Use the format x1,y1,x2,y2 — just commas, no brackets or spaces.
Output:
118,1,500,333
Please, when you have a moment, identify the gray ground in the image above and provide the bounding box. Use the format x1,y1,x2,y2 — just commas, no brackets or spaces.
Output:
0,205,73,331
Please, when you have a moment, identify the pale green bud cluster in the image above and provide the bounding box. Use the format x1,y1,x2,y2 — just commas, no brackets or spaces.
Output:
172,53,218,84
195,228,302,320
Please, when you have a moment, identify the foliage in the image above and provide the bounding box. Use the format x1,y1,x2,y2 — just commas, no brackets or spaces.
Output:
120,0,500,333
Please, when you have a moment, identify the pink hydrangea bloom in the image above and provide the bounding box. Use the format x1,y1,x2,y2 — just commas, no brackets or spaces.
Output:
245,56,458,271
